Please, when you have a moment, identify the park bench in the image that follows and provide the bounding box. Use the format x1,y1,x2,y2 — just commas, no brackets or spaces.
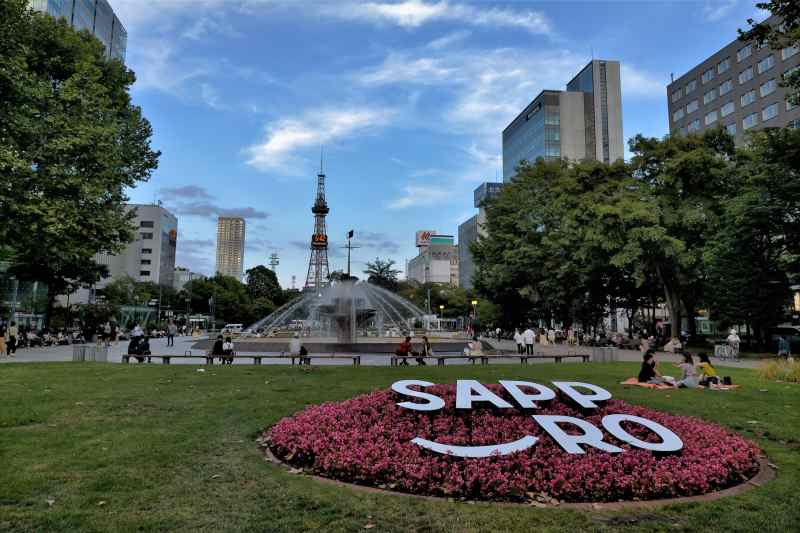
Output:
122,353,308,365
297,354,362,366
518,353,590,364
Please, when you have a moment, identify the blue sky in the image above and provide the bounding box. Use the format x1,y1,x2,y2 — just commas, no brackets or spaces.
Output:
113,0,767,288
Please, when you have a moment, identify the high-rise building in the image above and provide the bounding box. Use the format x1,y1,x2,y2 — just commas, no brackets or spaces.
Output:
407,232,459,286
31,0,127,62
173,267,205,291
667,16,799,143
502,60,624,181
458,182,504,290
216,217,246,280
94,204,178,287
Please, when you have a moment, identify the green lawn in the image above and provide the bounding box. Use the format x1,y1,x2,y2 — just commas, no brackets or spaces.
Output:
1,362,798,532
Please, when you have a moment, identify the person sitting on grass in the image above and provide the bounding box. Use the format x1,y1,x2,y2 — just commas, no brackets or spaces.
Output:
222,336,235,365
674,352,699,388
697,353,719,387
395,336,413,366
638,351,672,385
211,335,225,363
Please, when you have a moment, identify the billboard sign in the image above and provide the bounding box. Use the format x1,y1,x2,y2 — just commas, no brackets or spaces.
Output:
416,230,436,247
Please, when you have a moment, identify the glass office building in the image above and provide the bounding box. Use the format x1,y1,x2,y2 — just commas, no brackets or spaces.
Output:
502,60,624,181
31,0,127,62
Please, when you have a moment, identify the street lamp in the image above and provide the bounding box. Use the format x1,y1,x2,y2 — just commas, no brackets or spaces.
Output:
439,304,445,320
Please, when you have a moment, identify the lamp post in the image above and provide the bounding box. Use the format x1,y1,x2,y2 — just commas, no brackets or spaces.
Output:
471,299,478,334
439,304,444,320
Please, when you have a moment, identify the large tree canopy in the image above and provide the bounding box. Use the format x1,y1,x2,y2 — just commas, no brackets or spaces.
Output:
364,258,401,291
0,0,160,324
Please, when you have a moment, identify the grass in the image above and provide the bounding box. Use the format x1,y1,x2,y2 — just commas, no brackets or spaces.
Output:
0,362,798,532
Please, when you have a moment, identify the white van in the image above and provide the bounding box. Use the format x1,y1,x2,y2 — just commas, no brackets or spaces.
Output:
223,324,243,334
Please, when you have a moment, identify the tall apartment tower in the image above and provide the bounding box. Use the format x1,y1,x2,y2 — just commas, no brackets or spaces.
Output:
216,217,246,280
502,60,624,181
30,0,127,62
667,17,799,143
458,182,504,290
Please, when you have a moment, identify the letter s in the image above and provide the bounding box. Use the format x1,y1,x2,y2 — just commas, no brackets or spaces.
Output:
391,380,445,411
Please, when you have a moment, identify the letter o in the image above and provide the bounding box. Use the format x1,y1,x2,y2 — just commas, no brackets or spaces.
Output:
601,414,683,452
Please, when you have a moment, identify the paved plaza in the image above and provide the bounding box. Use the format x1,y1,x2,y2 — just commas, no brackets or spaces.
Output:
0,335,761,369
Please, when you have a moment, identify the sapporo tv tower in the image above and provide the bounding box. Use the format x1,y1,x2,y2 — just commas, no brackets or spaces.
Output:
303,154,331,291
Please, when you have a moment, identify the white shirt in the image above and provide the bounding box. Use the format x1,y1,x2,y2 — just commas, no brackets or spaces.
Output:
513,332,523,344
222,341,234,351
726,333,740,344
523,329,535,344
289,338,301,355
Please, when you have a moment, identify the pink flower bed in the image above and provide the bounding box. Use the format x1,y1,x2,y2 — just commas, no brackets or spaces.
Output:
264,385,760,503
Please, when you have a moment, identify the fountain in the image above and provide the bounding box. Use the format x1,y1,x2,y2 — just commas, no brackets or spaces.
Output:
239,281,467,353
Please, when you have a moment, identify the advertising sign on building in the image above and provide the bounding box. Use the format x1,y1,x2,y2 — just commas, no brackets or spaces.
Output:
416,230,436,247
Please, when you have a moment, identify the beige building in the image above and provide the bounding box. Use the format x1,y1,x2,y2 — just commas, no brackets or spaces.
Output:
215,217,246,280
406,234,459,286
667,16,799,142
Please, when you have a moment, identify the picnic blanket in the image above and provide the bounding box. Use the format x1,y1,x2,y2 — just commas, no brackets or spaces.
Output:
620,377,740,391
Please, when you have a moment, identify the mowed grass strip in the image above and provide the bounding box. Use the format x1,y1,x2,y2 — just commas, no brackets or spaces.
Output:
0,362,798,532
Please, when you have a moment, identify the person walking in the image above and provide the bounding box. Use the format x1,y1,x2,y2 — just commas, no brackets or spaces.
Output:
523,326,535,355
0,319,6,357
778,335,791,359
513,328,524,355
726,329,740,359
167,321,177,347
7,321,17,357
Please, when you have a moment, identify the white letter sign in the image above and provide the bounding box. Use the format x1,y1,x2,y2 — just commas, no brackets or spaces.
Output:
498,381,555,409
391,380,445,412
456,379,513,410
552,381,612,408
533,415,623,454
601,414,684,452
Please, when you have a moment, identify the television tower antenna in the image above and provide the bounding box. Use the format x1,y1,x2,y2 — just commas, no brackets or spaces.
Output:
268,252,279,272
304,152,330,291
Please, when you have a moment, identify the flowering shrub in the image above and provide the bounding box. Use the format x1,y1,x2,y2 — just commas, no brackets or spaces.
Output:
264,385,760,503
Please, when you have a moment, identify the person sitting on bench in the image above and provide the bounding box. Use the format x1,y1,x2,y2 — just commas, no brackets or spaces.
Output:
127,336,146,363
211,335,225,363
416,335,431,366
222,336,235,364
395,336,413,366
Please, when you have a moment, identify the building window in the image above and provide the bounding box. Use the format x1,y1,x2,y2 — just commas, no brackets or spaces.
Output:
738,67,754,84
141,248,152,254
719,79,733,96
140,270,151,276
671,88,682,102
702,68,715,84
743,112,758,130
725,122,737,135
140,232,153,240
788,100,798,111
141,259,151,265
760,79,777,97
783,45,800,61
717,57,731,74
737,44,752,62
762,102,779,122
673,108,685,121
687,119,701,132
703,89,717,105
704,110,718,125
140,221,154,228
741,89,757,107
789,119,800,129
721,101,735,117
685,79,697,94
686,99,699,113
757,55,775,74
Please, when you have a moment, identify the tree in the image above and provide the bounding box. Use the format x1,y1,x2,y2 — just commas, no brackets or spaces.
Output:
740,1,800,105
705,128,800,343
0,1,160,326
183,275,258,327
364,258,401,291
245,265,283,305
329,270,359,283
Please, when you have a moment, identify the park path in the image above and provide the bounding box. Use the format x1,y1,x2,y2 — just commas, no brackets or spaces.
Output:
0,335,762,369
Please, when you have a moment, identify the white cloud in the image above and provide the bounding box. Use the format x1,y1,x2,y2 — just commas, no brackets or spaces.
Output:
427,30,471,50
181,16,243,41
326,1,551,34
129,39,211,95
620,64,666,99
703,0,737,22
388,184,451,209
245,107,395,172
200,83,227,110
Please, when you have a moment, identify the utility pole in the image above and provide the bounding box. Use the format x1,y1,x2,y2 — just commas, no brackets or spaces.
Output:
269,252,279,272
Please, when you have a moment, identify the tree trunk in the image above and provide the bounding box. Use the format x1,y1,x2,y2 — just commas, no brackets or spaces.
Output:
656,264,681,341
